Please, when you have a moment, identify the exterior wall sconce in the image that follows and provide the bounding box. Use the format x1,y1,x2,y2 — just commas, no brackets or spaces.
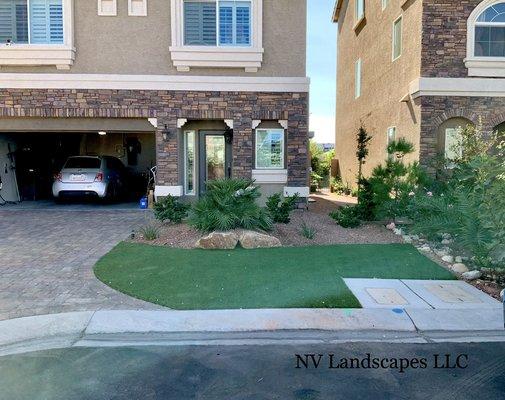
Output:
224,127,234,144
162,124,171,141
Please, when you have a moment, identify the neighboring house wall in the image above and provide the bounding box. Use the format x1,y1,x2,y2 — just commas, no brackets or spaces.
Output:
335,0,423,187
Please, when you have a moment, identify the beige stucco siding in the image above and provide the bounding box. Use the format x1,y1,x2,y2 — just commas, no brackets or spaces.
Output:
335,0,423,187
1,0,306,77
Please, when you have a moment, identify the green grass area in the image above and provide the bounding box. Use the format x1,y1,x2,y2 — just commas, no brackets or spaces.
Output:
94,243,455,310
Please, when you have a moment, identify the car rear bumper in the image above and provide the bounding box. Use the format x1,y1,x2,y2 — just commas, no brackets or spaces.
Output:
53,182,107,198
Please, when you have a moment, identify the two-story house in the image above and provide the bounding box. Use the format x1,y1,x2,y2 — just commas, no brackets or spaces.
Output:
0,0,309,203
333,0,505,186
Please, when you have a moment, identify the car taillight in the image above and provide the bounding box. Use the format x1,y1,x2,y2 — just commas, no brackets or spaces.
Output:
94,172,104,182
54,173,62,182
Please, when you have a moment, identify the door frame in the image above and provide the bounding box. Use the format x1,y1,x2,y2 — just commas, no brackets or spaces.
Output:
198,130,232,194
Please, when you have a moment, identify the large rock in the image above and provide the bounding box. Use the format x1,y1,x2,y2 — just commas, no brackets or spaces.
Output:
451,263,469,274
462,270,482,281
196,232,238,250
239,231,282,249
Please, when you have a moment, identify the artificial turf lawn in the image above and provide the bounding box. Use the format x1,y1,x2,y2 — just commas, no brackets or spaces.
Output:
94,242,455,310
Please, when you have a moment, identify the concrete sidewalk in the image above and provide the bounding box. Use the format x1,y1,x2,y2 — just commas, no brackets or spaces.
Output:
0,308,503,356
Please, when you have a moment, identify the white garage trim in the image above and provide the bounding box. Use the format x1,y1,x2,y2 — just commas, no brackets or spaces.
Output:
252,169,287,184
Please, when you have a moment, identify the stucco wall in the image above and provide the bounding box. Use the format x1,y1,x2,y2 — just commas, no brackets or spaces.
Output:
335,0,423,187
0,0,306,77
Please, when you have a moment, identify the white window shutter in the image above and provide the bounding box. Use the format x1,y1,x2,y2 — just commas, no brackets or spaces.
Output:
98,0,117,16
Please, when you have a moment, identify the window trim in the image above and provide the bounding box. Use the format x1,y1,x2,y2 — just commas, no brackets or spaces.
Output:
382,0,388,11
392,15,402,61
98,0,117,16
169,0,263,72
0,0,75,69
254,128,286,170
355,58,362,99
128,0,147,16
466,0,505,76
184,130,196,196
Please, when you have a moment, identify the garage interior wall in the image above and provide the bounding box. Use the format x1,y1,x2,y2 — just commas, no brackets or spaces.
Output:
0,135,19,202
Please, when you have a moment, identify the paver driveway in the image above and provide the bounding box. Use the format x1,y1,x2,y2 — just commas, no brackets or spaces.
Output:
0,208,163,321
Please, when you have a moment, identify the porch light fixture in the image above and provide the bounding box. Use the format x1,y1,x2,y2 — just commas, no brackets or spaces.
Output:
162,124,172,141
224,127,234,144
98,131,107,136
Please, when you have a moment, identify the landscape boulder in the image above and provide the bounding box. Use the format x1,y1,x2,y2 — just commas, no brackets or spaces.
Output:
196,232,238,250
451,263,470,274
239,231,282,249
462,270,482,281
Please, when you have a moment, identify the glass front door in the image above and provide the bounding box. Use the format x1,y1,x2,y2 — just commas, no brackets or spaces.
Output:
199,132,232,194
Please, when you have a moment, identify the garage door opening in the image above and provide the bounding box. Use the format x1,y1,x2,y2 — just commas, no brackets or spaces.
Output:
0,118,156,206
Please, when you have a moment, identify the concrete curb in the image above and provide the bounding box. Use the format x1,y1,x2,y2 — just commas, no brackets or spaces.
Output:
0,308,503,351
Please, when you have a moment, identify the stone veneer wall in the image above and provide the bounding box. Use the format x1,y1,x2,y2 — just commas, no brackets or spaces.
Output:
0,89,309,187
420,95,505,170
421,0,481,78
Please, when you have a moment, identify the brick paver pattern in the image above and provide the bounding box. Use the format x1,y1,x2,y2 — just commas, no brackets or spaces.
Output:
0,210,163,321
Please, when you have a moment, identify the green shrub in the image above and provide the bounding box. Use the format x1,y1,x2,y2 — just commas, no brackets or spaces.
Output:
153,195,190,223
188,179,272,232
266,193,299,223
139,225,159,241
300,222,316,239
329,206,362,228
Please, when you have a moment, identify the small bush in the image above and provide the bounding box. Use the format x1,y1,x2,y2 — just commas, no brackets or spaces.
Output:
330,206,362,228
266,193,299,223
300,222,316,240
189,179,272,232
153,195,190,223
139,225,159,241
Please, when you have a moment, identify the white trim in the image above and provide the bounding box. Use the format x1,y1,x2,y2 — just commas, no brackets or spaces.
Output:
177,118,188,128
465,0,505,76
252,119,262,129
169,0,263,72
224,119,234,129
252,169,287,184
148,118,158,127
284,187,310,198
98,0,117,16
409,77,505,98
0,0,75,69
155,185,184,199
128,0,147,16
0,74,310,92
278,119,288,129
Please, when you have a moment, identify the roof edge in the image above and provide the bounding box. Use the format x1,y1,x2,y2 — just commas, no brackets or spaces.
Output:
332,0,344,22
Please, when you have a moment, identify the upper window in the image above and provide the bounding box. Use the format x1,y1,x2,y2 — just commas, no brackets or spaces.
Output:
0,0,63,45
475,2,505,57
255,129,285,169
184,0,251,47
392,16,402,60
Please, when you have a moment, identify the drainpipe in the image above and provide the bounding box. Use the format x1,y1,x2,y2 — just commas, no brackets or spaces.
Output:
502,289,505,330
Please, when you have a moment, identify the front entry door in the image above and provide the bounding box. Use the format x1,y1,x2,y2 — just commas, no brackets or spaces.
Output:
199,131,232,194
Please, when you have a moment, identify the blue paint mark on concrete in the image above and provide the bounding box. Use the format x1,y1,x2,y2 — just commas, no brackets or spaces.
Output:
392,308,404,314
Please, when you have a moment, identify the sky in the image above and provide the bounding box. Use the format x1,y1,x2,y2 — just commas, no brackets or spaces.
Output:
307,0,337,144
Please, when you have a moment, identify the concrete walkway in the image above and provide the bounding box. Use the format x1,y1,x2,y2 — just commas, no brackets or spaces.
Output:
0,209,163,321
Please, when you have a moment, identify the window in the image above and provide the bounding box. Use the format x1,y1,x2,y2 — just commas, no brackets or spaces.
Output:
0,0,63,45
128,0,147,16
255,129,285,169
355,58,362,99
382,0,388,10
475,2,505,57
444,127,463,161
355,0,364,22
98,0,116,16
392,16,402,60
184,130,196,195
184,0,251,46
387,127,396,160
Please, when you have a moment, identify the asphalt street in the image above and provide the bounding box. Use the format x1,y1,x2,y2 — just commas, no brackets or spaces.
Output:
1,340,504,399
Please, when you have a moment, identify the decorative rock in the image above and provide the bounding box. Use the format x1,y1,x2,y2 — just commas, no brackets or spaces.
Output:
196,232,238,250
386,222,396,230
418,245,431,253
435,248,451,258
455,256,463,264
441,255,454,264
462,270,482,281
239,231,282,249
402,235,412,244
393,228,404,236
441,239,453,245
410,235,420,241
442,233,452,240
451,263,469,274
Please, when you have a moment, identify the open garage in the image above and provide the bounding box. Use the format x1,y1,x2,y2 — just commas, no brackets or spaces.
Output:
0,118,156,206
